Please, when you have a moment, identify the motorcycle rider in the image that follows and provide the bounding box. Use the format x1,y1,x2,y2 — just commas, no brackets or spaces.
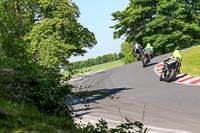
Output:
143,43,154,58
133,42,143,60
163,50,182,73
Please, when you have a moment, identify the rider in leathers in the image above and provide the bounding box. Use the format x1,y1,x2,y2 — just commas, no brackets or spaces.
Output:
133,42,143,60
163,50,182,73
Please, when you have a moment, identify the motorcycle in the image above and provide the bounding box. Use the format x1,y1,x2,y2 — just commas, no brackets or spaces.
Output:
159,60,180,82
142,50,152,67
134,48,143,61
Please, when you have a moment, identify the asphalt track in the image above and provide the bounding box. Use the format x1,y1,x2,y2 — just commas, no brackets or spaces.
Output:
69,53,200,133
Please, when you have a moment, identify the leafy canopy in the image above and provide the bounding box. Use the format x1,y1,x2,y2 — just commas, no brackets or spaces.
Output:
111,0,200,55
0,0,97,72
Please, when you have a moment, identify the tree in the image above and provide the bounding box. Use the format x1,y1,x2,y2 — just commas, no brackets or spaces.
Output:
0,0,36,58
25,0,97,72
111,0,158,44
0,0,97,72
144,0,200,54
120,41,136,64
0,0,97,115
111,0,200,55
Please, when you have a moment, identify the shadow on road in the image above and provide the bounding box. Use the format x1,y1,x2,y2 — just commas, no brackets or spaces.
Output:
68,87,132,119
143,62,158,67
73,111,91,118
66,87,132,106
73,107,100,112
175,73,187,80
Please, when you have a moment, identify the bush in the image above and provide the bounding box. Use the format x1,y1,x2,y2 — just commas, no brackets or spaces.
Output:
0,57,71,116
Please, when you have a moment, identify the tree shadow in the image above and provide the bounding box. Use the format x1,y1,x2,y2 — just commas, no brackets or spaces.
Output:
69,87,132,119
66,87,132,106
73,107,100,112
72,111,91,118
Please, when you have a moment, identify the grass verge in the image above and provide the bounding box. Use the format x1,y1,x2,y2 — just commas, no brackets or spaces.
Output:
80,60,124,72
181,45,200,76
0,98,72,133
64,60,124,77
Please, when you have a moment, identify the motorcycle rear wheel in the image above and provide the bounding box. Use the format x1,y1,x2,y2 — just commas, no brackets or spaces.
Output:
166,68,176,82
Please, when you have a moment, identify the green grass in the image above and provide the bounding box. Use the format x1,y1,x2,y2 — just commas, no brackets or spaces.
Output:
181,45,200,76
80,60,124,72
64,60,124,77
0,98,72,133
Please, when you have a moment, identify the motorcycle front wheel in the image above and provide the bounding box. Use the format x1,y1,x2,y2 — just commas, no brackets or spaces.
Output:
142,57,148,67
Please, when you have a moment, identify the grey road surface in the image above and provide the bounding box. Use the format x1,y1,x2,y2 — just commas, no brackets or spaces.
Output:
69,53,200,133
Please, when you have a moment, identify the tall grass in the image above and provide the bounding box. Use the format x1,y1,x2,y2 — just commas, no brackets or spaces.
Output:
0,98,72,133
80,60,124,72
181,45,200,76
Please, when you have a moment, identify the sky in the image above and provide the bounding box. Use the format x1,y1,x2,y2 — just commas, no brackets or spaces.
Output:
69,0,129,62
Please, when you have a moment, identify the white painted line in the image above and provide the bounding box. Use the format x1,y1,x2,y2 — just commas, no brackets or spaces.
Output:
156,68,163,72
157,65,163,68
157,70,162,73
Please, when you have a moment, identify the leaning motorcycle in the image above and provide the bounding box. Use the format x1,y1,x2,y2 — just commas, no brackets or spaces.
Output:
159,60,180,82
142,50,151,67
134,49,143,61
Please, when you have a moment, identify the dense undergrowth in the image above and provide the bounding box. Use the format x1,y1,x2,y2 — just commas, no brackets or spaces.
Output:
0,57,74,132
181,45,200,76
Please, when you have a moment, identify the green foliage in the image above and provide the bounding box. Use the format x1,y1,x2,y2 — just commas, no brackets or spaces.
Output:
144,0,200,53
0,57,71,115
75,118,147,133
24,0,97,72
111,0,157,43
121,41,136,64
0,0,97,72
0,0,97,116
111,0,200,55
0,98,72,133
0,0,29,58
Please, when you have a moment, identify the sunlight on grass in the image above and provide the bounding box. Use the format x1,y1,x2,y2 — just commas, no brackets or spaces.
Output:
81,60,124,72
0,99,71,133
181,45,200,76
63,60,124,77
